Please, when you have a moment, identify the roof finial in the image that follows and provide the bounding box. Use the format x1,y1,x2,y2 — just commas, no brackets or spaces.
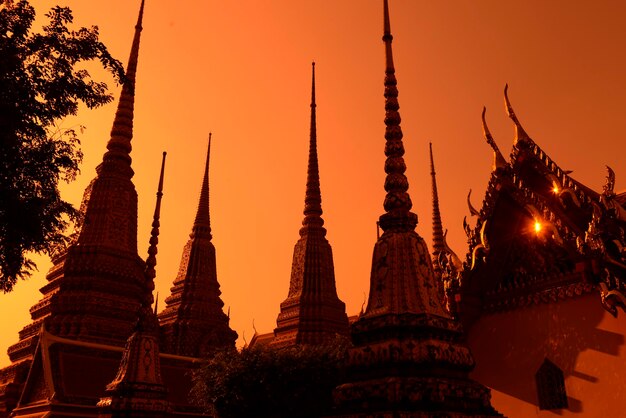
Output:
144,151,166,307
103,0,146,166
430,143,444,261
301,62,324,231
379,0,416,232
482,107,507,171
192,133,212,238
503,84,531,145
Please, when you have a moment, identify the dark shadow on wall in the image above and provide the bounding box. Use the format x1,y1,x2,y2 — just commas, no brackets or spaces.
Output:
466,292,625,415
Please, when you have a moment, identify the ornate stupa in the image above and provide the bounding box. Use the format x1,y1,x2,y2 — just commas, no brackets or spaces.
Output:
98,152,171,418
330,1,502,416
0,1,148,413
272,63,350,347
158,134,238,357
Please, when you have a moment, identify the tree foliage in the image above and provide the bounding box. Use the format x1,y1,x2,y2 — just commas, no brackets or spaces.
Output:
0,0,124,291
190,339,349,418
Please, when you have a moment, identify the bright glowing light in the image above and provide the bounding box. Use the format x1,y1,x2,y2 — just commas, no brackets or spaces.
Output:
534,221,542,233
552,185,559,194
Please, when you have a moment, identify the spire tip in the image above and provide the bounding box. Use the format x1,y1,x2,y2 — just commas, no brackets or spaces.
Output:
383,0,392,39
302,63,324,230
191,135,213,237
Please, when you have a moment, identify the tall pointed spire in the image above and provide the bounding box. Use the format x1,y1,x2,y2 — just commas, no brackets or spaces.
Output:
302,62,324,230
98,153,170,416
159,134,237,357
5,0,149,353
144,151,166,308
482,107,507,171
379,0,417,232
430,142,444,254
430,143,445,269
273,63,349,347
332,3,501,416
0,3,169,415
192,133,212,239
102,0,145,167
360,0,441,319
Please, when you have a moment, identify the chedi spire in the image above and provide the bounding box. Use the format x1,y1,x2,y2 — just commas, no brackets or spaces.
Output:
12,0,149,350
430,142,445,266
273,62,349,347
379,0,417,232
98,150,170,418
102,0,145,169
192,133,212,238
159,134,237,357
0,1,155,415
361,0,445,319
332,2,502,416
302,62,323,229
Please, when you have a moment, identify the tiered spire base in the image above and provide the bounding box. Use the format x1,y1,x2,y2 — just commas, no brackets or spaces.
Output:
273,228,349,347
331,230,502,417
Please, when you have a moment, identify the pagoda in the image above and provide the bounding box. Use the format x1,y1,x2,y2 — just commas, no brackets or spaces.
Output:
0,1,148,414
158,134,238,357
429,143,465,316
272,63,350,347
330,1,501,416
0,3,212,416
98,152,171,418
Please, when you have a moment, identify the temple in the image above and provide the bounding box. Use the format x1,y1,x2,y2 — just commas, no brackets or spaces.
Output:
97,152,171,418
442,88,626,416
0,0,625,417
158,133,238,356
269,62,350,348
0,1,233,416
330,1,501,416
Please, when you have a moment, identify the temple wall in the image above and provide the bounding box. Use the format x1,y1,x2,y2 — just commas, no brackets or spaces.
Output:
467,292,626,417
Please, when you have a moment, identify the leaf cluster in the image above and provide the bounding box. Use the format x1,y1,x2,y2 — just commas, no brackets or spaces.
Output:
190,338,350,418
0,0,124,291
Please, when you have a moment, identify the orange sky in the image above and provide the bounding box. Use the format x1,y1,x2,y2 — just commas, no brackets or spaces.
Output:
1,0,625,365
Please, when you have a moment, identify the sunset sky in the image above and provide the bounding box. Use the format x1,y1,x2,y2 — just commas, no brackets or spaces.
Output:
1,0,625,365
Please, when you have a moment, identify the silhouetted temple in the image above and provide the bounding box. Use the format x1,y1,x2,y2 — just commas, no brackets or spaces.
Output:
266,63,350,348
1,0,625,417
0,1,234,416
444,89,626,416
158,133,238,357
330,1,501,416
97,152,171,418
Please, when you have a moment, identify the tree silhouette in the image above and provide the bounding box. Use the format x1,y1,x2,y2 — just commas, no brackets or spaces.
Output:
0,0,124,291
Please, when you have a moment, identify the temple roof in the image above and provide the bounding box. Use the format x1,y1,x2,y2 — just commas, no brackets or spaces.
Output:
457,87,626,323
10,329,206,418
